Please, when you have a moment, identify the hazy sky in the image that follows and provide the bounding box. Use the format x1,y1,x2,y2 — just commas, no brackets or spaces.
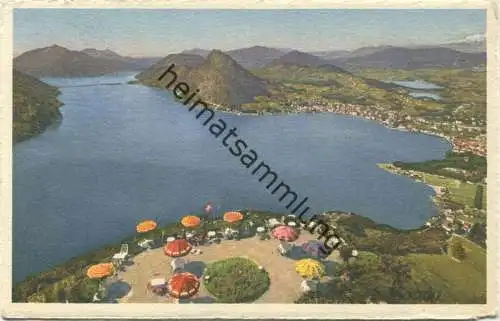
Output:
14,9,486,57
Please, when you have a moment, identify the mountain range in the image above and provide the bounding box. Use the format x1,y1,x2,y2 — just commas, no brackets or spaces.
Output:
14,39,486,78
14,45,162,77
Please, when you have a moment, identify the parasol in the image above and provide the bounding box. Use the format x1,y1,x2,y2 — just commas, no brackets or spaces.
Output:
295,258,325,279
163,239,192,257
168,272,200,299
223,211,244,224
181,215,201,228
87,263,114,279
272,225,299,242
136,220,157,233
301,240,330,259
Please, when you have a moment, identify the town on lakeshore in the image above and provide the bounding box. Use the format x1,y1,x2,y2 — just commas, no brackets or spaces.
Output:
9,8,489,309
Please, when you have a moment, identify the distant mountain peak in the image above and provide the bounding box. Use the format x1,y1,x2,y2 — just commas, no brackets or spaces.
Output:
267,49,331,68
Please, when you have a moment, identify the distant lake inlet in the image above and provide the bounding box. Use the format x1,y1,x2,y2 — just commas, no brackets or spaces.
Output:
389,79,444,101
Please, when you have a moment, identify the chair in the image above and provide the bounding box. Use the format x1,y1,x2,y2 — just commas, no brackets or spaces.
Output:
138,239,153,251
112,244,129,266
120,244,129,257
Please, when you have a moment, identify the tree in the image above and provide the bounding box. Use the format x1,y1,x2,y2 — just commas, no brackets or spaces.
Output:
474,184,484,209
339,247,353,263
451,240,467,260
468,223,486,248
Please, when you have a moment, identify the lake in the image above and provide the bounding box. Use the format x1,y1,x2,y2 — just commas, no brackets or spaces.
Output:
391,80,443,90
391,80,443,101
13,73,451,282
409,92,442,100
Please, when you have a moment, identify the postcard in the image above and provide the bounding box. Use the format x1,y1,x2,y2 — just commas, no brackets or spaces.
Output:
0,0,498,319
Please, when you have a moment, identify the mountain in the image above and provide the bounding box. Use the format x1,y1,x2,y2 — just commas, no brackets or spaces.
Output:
81,48,128,61
13,69,63,142
225,46,287,69
264,50,350,76
180,48,211,57
266,50,332,68
180,46,287,69
310,50,351,60
135,53,206,82
14,45,143,77
82,48,162,69
439,40,486,53
129,57,163,69
332,46,486,69
186,50,270,106
136,50,270,107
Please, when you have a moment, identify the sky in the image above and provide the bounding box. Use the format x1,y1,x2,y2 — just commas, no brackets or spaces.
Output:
14,9,486,57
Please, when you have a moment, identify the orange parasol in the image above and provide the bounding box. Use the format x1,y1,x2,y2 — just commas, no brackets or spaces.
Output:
223,211,244,224
168,272,200,299
181,215,201,228
86,263,114,279
163,239,192,257
136,220,157,233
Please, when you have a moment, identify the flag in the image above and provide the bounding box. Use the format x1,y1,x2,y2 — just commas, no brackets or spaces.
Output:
204,202,213,214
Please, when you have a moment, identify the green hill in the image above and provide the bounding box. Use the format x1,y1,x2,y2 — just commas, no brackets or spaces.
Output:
13,69,63,143
251,64,445,114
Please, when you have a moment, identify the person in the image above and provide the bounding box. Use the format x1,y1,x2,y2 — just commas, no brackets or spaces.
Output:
278,241,290,256
92,292,101,302
300,279,311,293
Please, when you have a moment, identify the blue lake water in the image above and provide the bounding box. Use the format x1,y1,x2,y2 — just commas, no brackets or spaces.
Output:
391,80,444,90
13,73,451,282
409,92,442,100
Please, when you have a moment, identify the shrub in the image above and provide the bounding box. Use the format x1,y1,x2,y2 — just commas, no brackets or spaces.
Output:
451,240,467,260
203,257,270,303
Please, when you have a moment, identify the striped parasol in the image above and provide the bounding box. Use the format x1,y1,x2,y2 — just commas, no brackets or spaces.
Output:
87,263,114,279
163,239,192,257
168,272,200,299
181,215,201,228
223,211,244,223
136,220,157,233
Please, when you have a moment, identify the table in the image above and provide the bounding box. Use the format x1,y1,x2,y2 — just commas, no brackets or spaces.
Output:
149,278,167,295
150,278,166,287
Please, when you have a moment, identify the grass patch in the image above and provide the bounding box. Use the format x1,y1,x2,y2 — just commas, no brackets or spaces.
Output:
421,173,483,208
203,257,270,303
402,235,486,303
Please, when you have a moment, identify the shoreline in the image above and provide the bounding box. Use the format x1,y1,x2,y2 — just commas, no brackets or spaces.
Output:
133,79,488,157
377,162,444,227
